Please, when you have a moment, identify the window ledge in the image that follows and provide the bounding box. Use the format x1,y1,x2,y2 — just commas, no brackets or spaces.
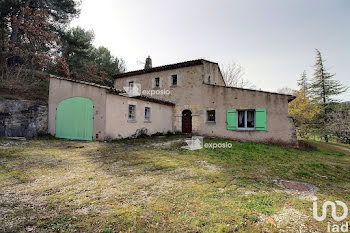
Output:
236,128,256,131
128,119,136,123
206,121,216,124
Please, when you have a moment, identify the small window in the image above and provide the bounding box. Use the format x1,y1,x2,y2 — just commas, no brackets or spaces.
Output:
247,110,255,128
237,110,255,129
207,110,215,122
171,75,177,86
238,111,245,128
128,81,134,88
208,76,211,83
128,105,136,121
145,107,150,121
155,77,160,87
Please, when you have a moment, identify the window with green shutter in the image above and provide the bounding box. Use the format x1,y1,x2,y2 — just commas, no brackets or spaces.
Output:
237,110,255,130
226,109,236,130
255,109,267,131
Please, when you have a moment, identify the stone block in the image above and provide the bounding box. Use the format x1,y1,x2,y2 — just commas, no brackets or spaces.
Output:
0,100,48,138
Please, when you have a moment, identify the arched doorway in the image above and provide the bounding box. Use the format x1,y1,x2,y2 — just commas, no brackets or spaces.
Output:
56,97,94,141
182,109,192,134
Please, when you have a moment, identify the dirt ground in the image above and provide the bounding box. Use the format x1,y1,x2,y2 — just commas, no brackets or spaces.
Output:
0,136,349,232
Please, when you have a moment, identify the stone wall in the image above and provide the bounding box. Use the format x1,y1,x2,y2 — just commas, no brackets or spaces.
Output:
0,100,48,137
48,77,108,140
114,62,297,143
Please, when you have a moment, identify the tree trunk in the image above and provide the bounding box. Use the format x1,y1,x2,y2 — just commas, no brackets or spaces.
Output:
8,0,32,66
31,62,35,82
9,0,32,44
321,70,328,143
324,134,328,142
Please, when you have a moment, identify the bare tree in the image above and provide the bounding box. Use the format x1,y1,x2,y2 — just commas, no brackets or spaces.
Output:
220,62,255,89
277,87,294,95
325,107,350,144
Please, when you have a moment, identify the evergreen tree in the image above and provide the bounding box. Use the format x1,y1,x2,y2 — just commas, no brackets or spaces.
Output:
92,46,126,86
7,0,80,45
297,70,308,96
2,0,80,66
60,26,95,73
60,27,126,86
309,49,348,142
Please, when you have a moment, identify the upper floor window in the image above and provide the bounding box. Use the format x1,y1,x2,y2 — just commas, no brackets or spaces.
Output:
237,110,255,129
128,105,136,121
155,77,160,88
206,110,215,123
208,76,211,84
145,107,150,121
171,75,177,86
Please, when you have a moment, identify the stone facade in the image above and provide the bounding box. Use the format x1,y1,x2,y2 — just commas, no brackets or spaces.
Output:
48,77,108,140
47,58,297,143
48,77,173,140
0,100,48,137
114,59,297,143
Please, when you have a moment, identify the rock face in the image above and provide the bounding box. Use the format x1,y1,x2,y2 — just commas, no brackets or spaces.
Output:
0,100,48,137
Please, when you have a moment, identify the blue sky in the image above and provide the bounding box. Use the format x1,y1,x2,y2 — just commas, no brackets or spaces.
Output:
72,0,350,100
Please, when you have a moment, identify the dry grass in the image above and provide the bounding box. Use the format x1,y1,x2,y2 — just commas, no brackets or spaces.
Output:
0,136,349,232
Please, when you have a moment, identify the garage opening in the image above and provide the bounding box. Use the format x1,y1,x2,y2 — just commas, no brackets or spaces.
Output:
56,97,94,141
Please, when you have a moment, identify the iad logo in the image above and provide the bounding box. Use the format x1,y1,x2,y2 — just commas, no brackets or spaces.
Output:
313,198,348,232
313,200,348,222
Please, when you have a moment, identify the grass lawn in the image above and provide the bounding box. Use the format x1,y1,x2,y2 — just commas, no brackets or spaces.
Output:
0,136,349,232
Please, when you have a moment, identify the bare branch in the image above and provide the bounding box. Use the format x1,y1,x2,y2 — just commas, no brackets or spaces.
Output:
220,62,255,89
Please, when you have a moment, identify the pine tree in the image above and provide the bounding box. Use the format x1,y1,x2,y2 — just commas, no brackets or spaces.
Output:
297,70,308,96
309,49,348,142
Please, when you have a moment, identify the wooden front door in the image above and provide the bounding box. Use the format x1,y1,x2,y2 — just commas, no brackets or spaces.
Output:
182,110,192,134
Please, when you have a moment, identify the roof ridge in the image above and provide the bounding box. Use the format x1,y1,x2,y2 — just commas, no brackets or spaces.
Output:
114,58,212,79
49,75,175,106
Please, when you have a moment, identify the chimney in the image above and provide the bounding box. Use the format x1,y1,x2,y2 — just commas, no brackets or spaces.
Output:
144,56,152,69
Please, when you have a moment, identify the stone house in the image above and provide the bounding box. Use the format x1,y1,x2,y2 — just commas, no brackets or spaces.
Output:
48,57,296,143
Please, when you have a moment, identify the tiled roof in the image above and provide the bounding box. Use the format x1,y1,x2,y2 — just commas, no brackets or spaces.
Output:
204,83,296,102
114,59,216,79
50,75,113,90
49,75,175,106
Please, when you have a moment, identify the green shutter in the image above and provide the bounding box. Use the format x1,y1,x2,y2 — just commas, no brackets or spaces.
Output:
255,109,267,131
227,109,236,130
56,97,94,141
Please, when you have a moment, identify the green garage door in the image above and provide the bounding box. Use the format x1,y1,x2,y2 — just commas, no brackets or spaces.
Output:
56,97,94,141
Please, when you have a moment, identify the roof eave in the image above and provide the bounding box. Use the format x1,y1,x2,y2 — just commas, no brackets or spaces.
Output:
288,95,297,102
114,59,207,79
204,83,296,99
